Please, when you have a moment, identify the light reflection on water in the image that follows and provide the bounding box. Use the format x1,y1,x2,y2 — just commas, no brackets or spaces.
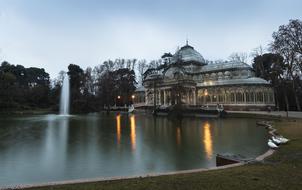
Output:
0,113,269,187
203,122,213,159
116,114,121,145
130,115,136,151
176,127,181,146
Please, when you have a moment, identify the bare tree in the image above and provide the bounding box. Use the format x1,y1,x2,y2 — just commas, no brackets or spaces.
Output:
228,52,248,63
114,59,125,70
103,60,115,71
137,59,148,85
148,59,162,69
250,45,265,58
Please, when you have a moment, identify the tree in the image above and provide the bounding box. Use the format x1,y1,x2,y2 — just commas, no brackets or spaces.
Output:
148,59,162,69
252,53,284,80
94,63,137,109
250,45,265,58
252,53,286,110
271,19,302,111
112,68,137,105
67,64,85,113
0,61,51,110
228,52,248,63
25,67,50,108
137,59,148,85
84,67,95,95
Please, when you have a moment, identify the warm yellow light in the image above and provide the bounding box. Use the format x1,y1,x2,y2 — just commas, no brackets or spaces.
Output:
204,89,208,96
131,95,135,99
130,115,136,151
116,114,121,145
203,122,213,159
117,95,121,99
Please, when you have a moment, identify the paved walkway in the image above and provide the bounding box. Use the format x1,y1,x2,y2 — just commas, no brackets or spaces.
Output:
228,111,302,119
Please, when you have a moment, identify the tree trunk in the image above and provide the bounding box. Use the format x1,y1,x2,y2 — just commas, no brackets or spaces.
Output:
293,80,301,111
274,88,280,111
283,85,290,111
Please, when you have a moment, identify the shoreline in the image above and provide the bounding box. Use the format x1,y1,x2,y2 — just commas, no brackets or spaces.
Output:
2,109,302,120
1,118,278,190
3,149,274,190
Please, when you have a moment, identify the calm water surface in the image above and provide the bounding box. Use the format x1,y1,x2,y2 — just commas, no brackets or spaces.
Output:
0,113,268,186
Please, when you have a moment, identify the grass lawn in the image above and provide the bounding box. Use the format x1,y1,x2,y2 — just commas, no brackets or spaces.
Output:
28,119,302,190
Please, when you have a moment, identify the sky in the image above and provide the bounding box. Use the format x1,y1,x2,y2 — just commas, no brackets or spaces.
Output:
0,0,302,78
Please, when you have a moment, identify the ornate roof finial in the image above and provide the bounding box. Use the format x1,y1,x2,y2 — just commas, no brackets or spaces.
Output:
186,37,188,46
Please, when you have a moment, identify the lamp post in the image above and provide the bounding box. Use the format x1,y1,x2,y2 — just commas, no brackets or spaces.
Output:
117,95,121,107
204,90,208,108
131,95,135,105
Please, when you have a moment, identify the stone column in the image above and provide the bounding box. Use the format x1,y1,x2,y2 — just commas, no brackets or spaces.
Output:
244,92,246,103
153,90,156,105
163,90,166,105
169,90,172,105
186,90,190,105
193,89,197,105
157,90,161,105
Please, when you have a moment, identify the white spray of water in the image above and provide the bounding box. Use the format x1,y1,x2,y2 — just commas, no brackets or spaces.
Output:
60,73,70,115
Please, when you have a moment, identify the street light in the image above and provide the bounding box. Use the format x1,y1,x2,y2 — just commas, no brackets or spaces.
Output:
116,96,121,107
131,95,135,99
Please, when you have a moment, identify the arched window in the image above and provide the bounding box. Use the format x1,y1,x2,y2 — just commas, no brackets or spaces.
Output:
219,94,224,102
245,92,250,102
197,89,204,105
200,96,204,104
264,92,269,103
257,92,263,103
212,95,217,102
206,95,211,103
230,93,235,102
269,92,274,104
225,91,231,103
246,92,255,103
236,92,243,103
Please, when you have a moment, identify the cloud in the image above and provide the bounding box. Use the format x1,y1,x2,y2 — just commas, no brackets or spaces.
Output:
0,0,301,78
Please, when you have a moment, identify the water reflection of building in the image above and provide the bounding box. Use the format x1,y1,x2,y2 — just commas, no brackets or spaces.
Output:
134,42,275,111
130,115,136,151
176,127,181,145
116,114,136,150
116,114,121,145
203,122,213,159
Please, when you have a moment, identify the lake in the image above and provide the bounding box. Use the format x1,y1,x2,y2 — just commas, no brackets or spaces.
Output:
0,113,268,187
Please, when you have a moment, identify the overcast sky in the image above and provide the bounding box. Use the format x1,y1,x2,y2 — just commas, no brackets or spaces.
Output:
0,0,301,78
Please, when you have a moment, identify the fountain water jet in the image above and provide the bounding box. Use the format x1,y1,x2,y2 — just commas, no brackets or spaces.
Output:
60,73,70,115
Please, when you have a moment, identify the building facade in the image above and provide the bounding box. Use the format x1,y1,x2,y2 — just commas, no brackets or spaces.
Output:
135,43,275,111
